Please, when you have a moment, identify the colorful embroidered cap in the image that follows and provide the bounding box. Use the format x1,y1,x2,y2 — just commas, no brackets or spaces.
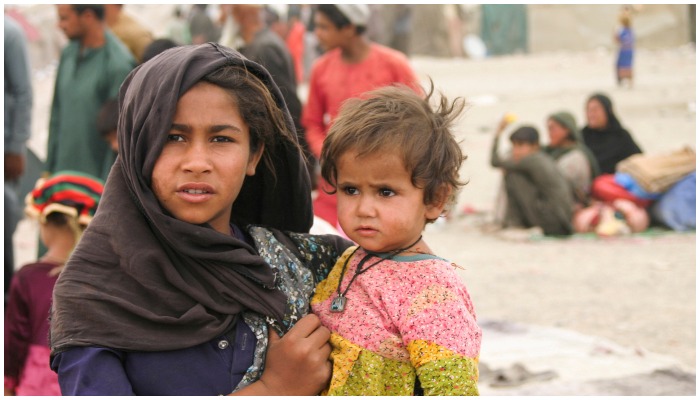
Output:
25,171,105,226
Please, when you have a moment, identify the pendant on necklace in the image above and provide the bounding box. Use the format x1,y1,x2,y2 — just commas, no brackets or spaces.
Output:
330,295,347,313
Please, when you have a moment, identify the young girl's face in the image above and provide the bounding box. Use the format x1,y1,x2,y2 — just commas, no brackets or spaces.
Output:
335,149,442,253
151,82,263,235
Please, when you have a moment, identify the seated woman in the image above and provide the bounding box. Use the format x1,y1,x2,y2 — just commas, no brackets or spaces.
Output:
49,43,352,395
543,111,600,208
582,93,642,175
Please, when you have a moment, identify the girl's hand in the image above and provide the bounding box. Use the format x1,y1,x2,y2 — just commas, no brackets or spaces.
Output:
231,314,332,395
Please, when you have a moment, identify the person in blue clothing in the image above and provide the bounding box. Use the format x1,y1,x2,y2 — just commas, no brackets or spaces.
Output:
614,7,635,88
49,43,352,395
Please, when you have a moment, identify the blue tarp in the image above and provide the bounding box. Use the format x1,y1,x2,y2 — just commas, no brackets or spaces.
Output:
650,171,696,231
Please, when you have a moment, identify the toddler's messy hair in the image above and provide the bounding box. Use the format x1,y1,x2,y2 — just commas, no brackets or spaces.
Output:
320,80,468,219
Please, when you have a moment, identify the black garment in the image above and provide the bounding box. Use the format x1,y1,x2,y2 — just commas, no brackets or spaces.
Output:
50,43,320,355
582,93,642,174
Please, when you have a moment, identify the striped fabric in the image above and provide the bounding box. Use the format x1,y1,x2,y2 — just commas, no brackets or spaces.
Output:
25,170,104,225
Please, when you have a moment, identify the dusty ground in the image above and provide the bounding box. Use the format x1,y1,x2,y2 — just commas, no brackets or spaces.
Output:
412,45,696,371
10,5,696,395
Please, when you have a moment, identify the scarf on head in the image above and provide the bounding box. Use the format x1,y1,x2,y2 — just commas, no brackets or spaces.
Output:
581,93,642,174
545,111,601,179
50,43,313,356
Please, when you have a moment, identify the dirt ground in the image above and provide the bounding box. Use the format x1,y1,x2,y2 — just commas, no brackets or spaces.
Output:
10,4,696,395
412,45,697,371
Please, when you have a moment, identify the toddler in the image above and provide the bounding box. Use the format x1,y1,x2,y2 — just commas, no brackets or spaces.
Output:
311,84,481,395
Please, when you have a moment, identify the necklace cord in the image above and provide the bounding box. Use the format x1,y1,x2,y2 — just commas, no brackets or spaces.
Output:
335,235,423,299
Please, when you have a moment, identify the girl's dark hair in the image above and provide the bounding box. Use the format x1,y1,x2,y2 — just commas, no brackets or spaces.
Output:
320,81,467,219
316,4,366,35
200,65,301,179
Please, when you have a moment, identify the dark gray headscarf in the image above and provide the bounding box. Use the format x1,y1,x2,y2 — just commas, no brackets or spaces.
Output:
50,43,313,355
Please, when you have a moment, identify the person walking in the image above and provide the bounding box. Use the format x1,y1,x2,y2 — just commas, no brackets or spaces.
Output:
614,7,635,88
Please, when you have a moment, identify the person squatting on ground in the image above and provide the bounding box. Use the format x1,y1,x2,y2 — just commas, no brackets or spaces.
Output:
490,123,574,236
302,4,421,229
49,43,353,395
5,171,104,396
311,84,482,395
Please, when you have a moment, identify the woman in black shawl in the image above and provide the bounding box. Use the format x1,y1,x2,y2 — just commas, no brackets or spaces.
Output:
581,93,642,175
49,43,351,395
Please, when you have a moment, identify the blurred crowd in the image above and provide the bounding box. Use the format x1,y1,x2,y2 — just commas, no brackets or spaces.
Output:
3,4,695,395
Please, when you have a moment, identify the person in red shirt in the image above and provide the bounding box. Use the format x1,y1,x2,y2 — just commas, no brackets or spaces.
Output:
302,4,421,229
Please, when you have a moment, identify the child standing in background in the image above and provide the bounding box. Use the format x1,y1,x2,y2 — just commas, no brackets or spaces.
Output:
615,7,635,88
4,171,104,396
311,84,481,395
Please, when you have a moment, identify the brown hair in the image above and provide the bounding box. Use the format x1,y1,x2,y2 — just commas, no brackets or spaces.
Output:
320,82,468,218
201,65,302,179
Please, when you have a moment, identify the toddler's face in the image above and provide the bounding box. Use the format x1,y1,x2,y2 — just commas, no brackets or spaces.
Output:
334,149,442,253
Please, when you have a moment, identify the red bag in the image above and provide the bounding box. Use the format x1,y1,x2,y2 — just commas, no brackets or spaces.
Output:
591,174,652,208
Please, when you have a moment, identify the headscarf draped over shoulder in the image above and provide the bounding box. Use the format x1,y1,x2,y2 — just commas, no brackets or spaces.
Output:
581,93,642,174
50,43,313,355
546,111,601,178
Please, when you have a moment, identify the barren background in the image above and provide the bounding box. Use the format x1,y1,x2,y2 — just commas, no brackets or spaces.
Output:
8,4,696,395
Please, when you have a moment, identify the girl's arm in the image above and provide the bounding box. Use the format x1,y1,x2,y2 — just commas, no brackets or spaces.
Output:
51,347,135,395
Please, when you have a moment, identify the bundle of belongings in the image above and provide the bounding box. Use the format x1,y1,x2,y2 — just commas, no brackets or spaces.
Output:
589,146,695,233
